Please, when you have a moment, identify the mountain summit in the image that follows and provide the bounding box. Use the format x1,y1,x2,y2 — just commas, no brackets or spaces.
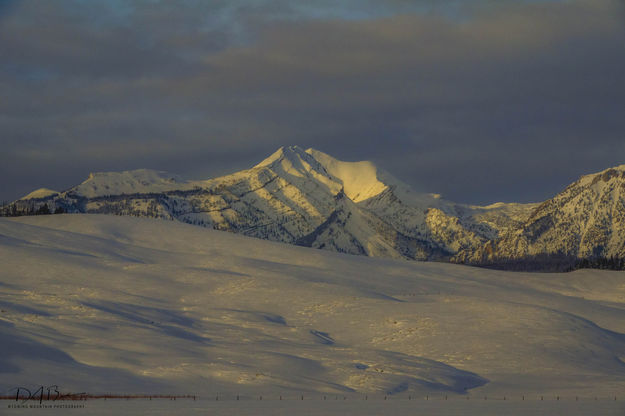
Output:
457,165,625,265
5,147,623,269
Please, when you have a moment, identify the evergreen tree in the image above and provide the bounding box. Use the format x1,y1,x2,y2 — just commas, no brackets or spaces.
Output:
36,203,50,215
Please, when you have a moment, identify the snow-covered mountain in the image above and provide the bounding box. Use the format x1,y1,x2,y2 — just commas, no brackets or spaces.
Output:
458,165,625,265
70,169,185,198
7,146,623,269
20,187,59,200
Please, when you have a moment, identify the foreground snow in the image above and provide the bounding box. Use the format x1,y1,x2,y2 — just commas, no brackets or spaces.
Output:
1,214,625,414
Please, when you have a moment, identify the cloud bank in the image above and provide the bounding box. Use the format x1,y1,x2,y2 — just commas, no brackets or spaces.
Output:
1,0,624,204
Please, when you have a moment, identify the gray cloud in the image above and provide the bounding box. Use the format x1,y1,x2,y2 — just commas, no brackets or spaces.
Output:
1,0,624,204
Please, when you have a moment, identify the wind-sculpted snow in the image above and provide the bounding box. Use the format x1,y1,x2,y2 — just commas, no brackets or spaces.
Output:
1,215,625,398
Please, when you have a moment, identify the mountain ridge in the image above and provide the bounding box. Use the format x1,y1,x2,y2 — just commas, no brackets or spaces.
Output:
4,146,623,270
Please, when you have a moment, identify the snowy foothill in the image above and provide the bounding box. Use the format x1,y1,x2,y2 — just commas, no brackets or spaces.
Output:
19,188,59,201
1,214,625,415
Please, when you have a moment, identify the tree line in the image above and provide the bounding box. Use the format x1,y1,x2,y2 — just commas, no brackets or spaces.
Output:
0,202,65,217
472,252,625,272
574,256,625,271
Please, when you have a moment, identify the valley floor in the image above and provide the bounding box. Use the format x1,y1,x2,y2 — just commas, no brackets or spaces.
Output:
1,214,625,415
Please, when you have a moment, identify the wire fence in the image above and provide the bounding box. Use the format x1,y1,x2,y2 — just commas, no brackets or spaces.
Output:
3,393,620,403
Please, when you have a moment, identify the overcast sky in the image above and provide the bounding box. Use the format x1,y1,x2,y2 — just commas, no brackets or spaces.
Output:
1,0,624,204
